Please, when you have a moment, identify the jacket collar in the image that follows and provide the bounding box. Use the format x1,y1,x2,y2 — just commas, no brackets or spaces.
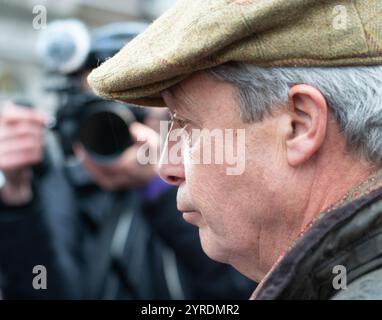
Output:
253,179,382,299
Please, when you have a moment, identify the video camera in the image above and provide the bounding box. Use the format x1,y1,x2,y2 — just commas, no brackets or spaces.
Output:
36,20,149,162
43,73,146,162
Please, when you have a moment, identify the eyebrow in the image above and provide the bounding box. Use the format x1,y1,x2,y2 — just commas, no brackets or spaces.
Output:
161,84,204,128
161,86,193,116
161,89,177,110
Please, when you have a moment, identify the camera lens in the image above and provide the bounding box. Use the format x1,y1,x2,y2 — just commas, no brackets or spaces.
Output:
79,101,136,162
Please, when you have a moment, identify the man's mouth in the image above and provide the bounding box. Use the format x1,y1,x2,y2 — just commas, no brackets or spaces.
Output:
177,202,196,214
176,189,200,225
182,211,201,226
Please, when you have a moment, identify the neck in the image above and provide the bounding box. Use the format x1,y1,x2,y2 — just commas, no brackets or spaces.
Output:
255,151,376,282
299,157,376,231
251,160,381,298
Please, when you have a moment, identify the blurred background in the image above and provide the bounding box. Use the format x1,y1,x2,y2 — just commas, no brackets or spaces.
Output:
0,0,257,300
0,0,175,110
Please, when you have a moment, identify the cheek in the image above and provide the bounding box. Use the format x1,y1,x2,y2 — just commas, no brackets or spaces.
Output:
186,160,253,241
184,162,228,233
182,128,269,237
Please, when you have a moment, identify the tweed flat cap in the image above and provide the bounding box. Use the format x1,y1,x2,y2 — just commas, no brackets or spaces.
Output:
88,0,382,107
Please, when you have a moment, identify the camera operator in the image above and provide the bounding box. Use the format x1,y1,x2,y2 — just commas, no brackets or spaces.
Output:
0,20,255,299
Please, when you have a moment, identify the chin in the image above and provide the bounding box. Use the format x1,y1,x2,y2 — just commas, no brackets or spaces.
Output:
199,228,230,264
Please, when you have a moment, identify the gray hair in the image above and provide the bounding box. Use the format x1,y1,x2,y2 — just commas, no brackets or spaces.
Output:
207,62,382,166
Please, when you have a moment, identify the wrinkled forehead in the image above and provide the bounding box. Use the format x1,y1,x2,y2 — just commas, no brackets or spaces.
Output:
160,71,234,118
160,74,204,116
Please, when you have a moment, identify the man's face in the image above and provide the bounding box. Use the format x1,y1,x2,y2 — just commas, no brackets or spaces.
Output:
159,72,299,280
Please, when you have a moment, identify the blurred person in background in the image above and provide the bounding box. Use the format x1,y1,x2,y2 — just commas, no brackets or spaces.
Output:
0,20,255,299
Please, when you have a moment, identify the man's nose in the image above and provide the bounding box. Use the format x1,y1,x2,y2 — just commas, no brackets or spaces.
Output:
158,139,185,186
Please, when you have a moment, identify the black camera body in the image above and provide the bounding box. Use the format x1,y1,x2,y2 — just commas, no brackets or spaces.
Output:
36,20,149,162
51,82,146,162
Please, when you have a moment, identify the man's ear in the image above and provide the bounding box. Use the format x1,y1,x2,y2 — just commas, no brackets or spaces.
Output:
285,84,328,167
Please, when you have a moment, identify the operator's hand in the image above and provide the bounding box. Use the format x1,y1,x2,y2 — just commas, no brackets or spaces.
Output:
74,122,160,191
0,101,47,205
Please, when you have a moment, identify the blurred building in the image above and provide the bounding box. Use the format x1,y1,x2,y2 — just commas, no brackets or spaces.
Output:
0,0,175,108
